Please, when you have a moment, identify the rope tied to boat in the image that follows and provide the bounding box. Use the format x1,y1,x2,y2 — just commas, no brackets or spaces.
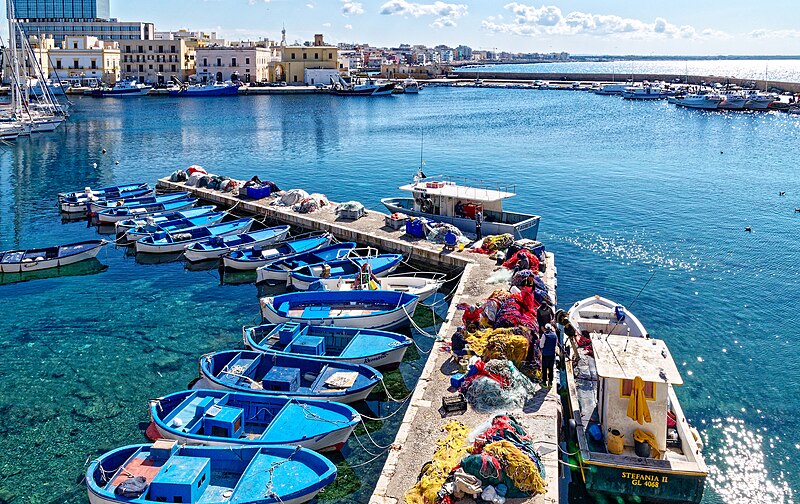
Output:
296,401,353,425
401,304,441,340
264,446,301,499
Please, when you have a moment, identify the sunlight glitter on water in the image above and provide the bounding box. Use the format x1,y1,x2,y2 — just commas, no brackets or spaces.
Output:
706,418,795,504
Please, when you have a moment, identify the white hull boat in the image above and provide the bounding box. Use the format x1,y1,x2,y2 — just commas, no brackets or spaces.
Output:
313,273,444,302
1,240,106,273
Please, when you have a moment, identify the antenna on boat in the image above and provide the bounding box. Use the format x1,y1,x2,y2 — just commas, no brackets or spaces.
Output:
415,129,427,180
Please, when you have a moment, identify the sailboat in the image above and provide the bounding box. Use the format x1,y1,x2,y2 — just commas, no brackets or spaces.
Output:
2,2,65,135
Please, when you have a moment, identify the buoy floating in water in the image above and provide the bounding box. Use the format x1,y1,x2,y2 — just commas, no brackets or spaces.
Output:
92,162,97,169
779,191,786,196
745,226,752,232
102,149,107,154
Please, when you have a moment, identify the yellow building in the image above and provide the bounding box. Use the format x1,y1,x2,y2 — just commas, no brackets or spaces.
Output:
30,35,121,85
273,34,340,85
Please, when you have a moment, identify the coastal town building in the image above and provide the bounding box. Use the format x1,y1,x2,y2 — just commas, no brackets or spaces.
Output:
29,34,120,85
120,39,195,84
273,34,339,85
155,30,226,48
195,42,275,83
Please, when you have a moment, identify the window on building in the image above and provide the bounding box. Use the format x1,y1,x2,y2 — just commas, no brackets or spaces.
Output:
202,58,207,66
138,45,143,53
293,75,297,82
171,64,176,72
149,64,153,70
158,64,163,72
126,64,131,72
231,57,237,66
329,52,333,59
216,58,221,66
91,59,96,69
158,45,163,53
139,64,144,72
148,46,153,51
291,52,295,60
303,53,307,59
73,42,78,49
56,59,62,69
73,59,79,69
245,57,250,65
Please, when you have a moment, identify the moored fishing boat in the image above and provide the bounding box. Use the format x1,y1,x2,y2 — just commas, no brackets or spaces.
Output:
255,241,356,283
60,184,153,213
89,79,152,97
244,322,412,368
58,182,150,203
135,218,253,254
594,83,628,95
0,239,106,273
563,295,707,503
87,192,191,214
312,272,445,302
287,253,403,290
668,93,722,110
123,213,228,244
169,81,240,97
184,225,291,262
95,198,198,224
149,389,359,452
199,350,382,404
260,290,419,330
381,174,540,240
223,234,335,271
115,206,217,234
621,85,669,100
85,441,336,504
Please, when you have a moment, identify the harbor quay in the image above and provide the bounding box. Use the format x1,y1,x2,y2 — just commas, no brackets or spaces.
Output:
156,176,561,504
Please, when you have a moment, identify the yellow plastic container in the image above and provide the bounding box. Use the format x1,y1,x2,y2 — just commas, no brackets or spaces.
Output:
607,429,625,455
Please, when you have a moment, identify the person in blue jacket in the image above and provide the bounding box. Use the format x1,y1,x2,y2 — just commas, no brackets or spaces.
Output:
539,323,561,388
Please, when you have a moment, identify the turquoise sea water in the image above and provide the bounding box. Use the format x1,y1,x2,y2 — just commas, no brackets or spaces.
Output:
1,89,799,504
458,59,800,83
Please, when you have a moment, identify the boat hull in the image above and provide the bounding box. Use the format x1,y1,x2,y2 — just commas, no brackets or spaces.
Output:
0,241,106,273
381,197,540,240
95,199,197,223
169,86,240,97
579,459,705,504
183,227,290,262
288,255,402,291
135,219,253,254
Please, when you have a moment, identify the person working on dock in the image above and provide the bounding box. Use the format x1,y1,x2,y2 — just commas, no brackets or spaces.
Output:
475,210,483,241
536,299,554,333
539,324,561,389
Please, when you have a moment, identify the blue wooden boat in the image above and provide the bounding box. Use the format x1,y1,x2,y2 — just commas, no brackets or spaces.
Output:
1,240,106,273
255,241,357,283
60,184,153,212
87,192,190,214
200,350,382,404
184,225,291,262
150,389,359,452
244,322,412,368
124,213,227,244
58,182,149,203
260,290,419,330
95,198,198,224
115,206,217,234
86,441,336,504
288,253,403,290
223,234,335,271
136,218,253,254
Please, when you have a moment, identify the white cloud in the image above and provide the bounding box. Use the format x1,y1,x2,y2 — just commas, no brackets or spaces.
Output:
342,0,365,16
322,22,331,27
379,0,467,28
344,23,353,30
482,3,729,40
749,29,800,39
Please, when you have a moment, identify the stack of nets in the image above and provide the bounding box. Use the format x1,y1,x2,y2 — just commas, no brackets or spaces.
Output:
470,234,514,254
273,189,309,206
461,415,547,498
404,421,471,504
465,327,531,365
427,222,469,245
462,359,538,412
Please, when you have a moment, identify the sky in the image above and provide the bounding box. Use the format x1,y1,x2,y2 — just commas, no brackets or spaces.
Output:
7,0,800,55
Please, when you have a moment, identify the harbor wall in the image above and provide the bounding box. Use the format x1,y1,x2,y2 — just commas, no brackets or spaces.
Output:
447,72,800,92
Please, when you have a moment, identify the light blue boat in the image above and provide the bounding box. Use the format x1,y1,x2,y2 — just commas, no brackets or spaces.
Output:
223,234,334,271
260,290,420,331
244,322,412,368
288,253,404,290
255,242,357,283
184,225,291,262
150,389,359,452
115,205,217,234
124,212,227,243
59,183,152,212
199,350,382,404
87,192,190,214
135,218,253,254
85,442,336,504
95,197,198,224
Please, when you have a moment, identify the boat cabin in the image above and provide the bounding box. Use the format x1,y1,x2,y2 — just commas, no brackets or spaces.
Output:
591,333,683,455
400,179,514,221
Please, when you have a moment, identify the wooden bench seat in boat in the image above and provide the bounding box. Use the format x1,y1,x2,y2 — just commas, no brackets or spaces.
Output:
218,352,262,387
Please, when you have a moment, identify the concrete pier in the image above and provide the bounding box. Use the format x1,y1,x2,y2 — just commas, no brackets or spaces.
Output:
156,177,562,504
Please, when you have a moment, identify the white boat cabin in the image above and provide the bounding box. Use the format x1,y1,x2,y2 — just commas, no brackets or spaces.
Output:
591,333,683,455
399,179,515,221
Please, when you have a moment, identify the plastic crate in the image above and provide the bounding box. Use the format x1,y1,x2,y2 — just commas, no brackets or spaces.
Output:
241,185,271,199
338,208,365,220
405,218,429,238
441,393,468,417
385,213,408,230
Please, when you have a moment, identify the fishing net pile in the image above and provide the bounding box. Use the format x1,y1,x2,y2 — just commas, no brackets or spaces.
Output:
465,327,531,365
272,188,309,206
406,416,547,504
426,222,470,245
460,359,539,412
404,421,471,504
470,234,514,255
295,193,329,214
